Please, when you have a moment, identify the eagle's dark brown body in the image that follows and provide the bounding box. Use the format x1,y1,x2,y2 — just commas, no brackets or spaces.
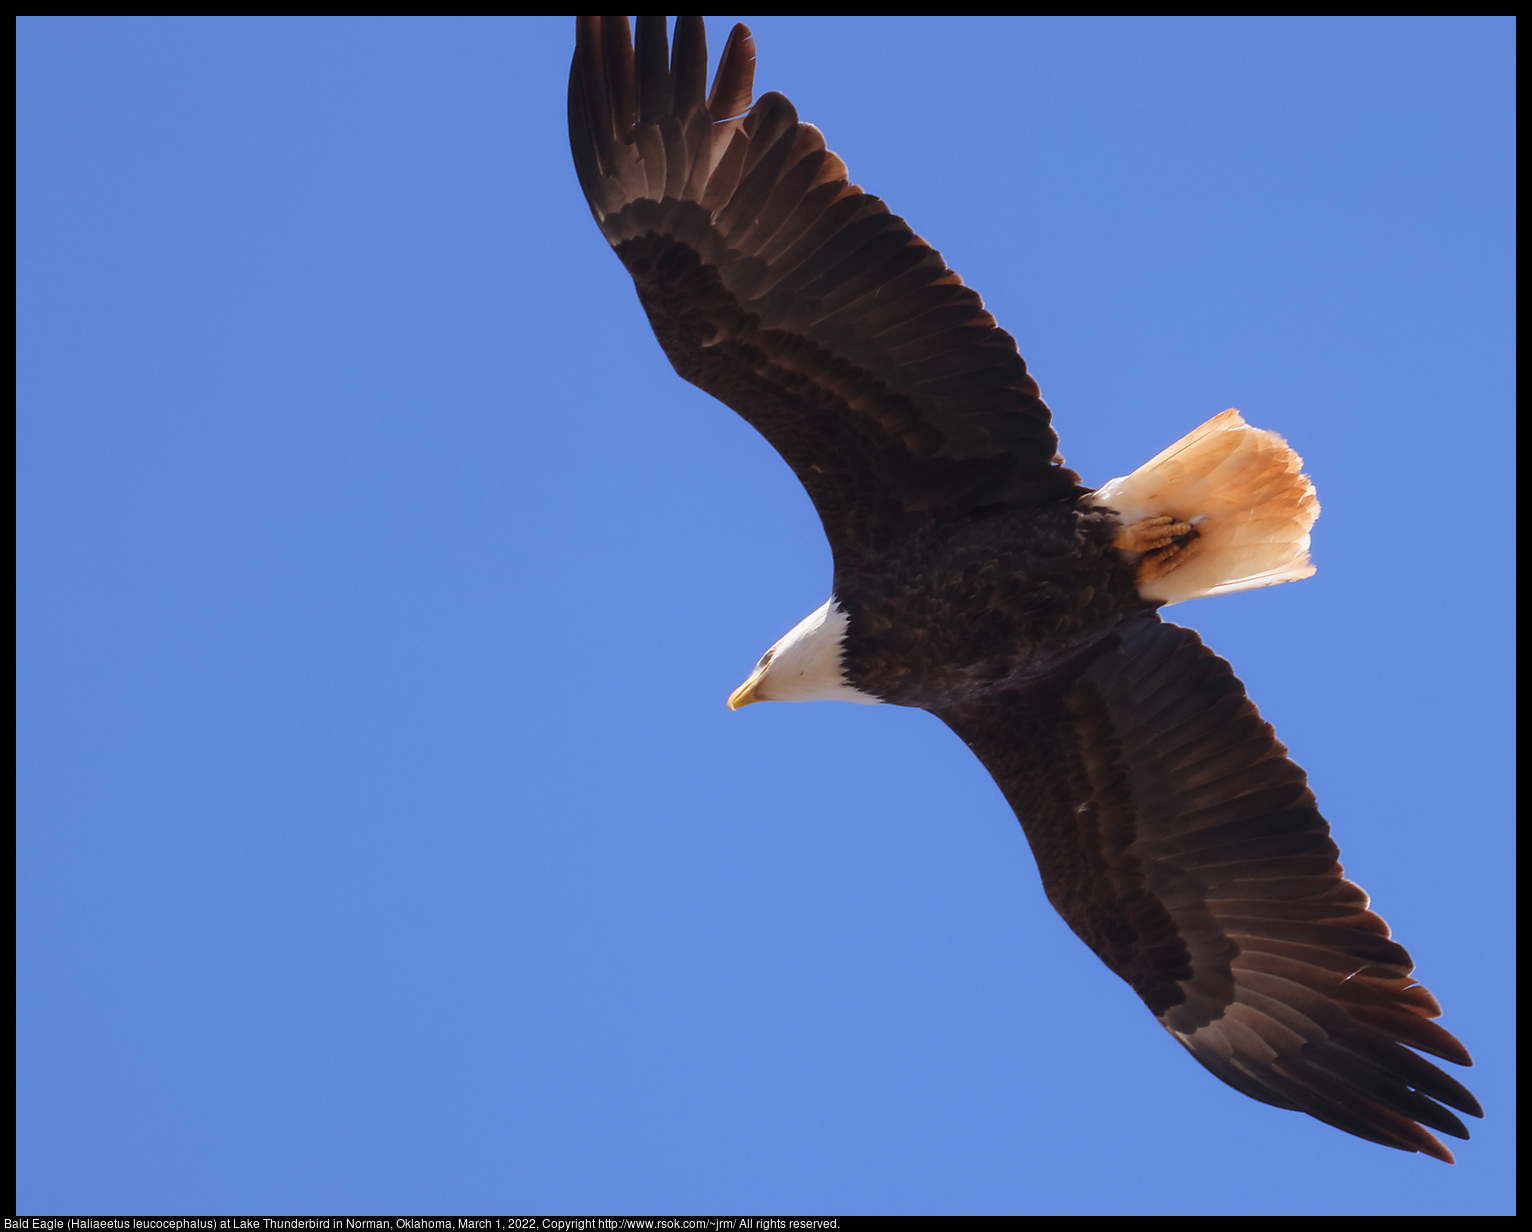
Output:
834,502,1144,710
569,15,1480,1161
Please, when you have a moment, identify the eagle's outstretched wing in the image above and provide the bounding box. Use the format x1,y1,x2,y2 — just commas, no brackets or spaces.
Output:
569,16,1079,560
937,617,1481,1161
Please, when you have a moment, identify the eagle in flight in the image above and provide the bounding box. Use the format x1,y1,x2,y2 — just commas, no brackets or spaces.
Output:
567,15,1479,1160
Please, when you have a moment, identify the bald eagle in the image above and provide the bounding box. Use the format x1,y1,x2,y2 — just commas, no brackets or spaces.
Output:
567,15,1479,1161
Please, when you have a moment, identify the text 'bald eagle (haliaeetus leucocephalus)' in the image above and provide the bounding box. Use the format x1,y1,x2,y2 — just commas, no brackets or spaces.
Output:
567,15,1480,1162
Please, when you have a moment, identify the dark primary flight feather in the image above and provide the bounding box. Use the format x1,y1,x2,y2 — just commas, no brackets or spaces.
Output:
939,621,1479,1157
568,15,1480,1161
569,14,1077,560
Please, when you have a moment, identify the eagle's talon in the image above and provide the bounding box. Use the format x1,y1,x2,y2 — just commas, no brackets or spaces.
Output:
1114,513,1197,555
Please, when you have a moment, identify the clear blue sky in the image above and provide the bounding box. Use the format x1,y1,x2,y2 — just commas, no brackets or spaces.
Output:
18,16,1514,1216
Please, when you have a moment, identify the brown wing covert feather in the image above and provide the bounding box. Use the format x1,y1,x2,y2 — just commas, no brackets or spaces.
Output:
937,618,1481,1161
569,16,1079,559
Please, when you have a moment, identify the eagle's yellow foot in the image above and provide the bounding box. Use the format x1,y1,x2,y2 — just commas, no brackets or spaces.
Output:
1114,514,1200,585
1114,513,1194,553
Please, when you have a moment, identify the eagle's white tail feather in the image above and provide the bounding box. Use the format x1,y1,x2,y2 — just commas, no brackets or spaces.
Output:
1091,409,1319,605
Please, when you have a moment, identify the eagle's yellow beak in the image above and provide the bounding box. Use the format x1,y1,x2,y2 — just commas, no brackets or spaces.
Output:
727,671,767,710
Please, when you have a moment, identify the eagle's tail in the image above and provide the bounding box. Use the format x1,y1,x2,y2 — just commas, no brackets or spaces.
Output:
1091,410,1320,605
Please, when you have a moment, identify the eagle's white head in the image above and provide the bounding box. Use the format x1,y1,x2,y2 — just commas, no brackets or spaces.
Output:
727,598,884,709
